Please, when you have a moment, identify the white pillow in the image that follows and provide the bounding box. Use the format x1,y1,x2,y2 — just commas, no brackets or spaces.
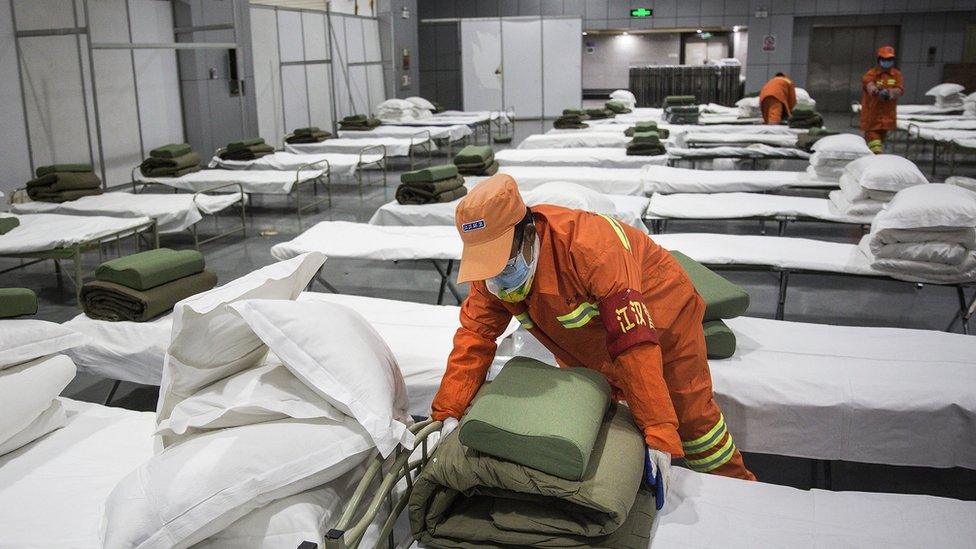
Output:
810,134,872,158
609,89,637,107
157,252,325,441
230,299,413,457
523,181,617,216
0,399,66,456
965,91,976,103
925,83,965,98
377,98,414,111
156,362,343,438
405,96,436,111
0,354,75,448
795,87,812,103
0,319,87,369
873,184,976,231
946,175,976,193
101,416,373,549
844,154,928,192
735,96,759,108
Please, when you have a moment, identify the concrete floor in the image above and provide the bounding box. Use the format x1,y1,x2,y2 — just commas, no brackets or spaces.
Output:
4,111,974,499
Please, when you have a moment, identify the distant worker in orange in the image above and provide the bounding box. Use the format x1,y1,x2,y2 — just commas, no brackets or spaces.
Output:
759,72,797,124
431,175,756,512
860,45,903,153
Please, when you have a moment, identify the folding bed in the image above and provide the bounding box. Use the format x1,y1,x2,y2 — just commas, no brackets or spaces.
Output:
285,131,434,170
641,165,836,194
495,147,669,169
516,132,634,149
666,145,811,169
338,124,471,156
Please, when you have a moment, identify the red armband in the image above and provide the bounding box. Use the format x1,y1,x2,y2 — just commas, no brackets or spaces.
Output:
598,289,659,360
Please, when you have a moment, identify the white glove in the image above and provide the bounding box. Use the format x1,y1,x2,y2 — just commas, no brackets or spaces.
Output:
644,448,671,511
440,417,459,439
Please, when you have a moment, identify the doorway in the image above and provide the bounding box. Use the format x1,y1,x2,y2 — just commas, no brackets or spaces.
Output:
806,25,900,112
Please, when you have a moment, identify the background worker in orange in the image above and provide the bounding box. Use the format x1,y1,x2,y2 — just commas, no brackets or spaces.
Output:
860,45,904,153
759,72,797,124
431,175,755,511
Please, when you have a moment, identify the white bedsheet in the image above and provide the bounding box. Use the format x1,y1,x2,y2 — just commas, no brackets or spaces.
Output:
642,166,833,194
208,152,381,177
679,132,798,148
668,145,810,160
897,118,976,131
340,124,470,142
853,103,964,115
285,137,434,157
646,192,872,224
136,168,324,195
954,137,976,149
483,166,647,195
912,128,976,142
10,192,242,234
496,147,668,169
517,133,633,149
0,213,152,254
63,313,173,385
271,222,461,262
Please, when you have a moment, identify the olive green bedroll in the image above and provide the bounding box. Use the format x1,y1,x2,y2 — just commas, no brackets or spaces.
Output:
669,251,750,321
81,270,217,322
703,320,736,359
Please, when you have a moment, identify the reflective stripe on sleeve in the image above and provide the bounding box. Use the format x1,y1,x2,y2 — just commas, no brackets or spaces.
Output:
557,301,600,329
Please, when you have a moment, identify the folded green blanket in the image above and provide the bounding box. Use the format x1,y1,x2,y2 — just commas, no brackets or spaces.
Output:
410,403,654,548
140,152,201,176
399,175,465,194
95,248,205,291
457,160,499,176
395,182,467,205
625,144,666,156
562,108,586,116
665,113,699,124
82,271,218,322
454,156,495,170
219,144,275,161
632,131,661,145
605,101,631,114
27,172,102,191
401,164,459,184
586,108,614,119
493,135,513,144
704,320,736,359
292,127,320,135
343,114,368,122
226,137,266,152
669,251,749,321
35,164,92,177
663,95,696,107
0,288,37,318
285,131,332,144
459,357,611,481
554,120,590,129
454,145,494,165
667,105,699,114
26,188,104,203
789,114,823,129
0,217,19,235
339,117,381,130
149,143,192,159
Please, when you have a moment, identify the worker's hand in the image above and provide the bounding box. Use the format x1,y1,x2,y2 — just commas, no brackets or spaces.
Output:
879,88,891,101
440,417,459,439
644,447,671,511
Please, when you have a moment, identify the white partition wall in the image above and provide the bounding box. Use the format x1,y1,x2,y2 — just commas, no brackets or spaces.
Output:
460,18,503,112
501,18,542,119
542,17,582,117
329,12,385,120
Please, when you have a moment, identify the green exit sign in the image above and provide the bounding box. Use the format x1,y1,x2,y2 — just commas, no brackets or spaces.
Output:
630,7,653,17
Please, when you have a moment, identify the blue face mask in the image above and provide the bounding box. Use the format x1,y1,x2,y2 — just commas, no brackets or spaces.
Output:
879,59,894,69
491,251,531,291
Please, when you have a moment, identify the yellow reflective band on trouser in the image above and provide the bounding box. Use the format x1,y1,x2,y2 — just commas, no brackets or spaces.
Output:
681,413,728,455
557,301,600,329
514,313,535,330
868,139,883,153
685,434,737,473
598,214,631,251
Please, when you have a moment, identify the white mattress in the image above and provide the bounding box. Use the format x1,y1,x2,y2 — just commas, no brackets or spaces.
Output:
496,147,668,169
483,166,647,196
0,398,155,548
208,152,381,178
853,103,964,115
679,132,799,148
339,124,470,141
646,192,872,224
954,137,976,149
896,118,976,131
0,213,153,254
698,114,763,125
135,168,324,195
642,166,834,194
912,128,976,142
668,145,810,160
285,137,434,157
516,133,633,149
10,192,242,234
271,222,461,262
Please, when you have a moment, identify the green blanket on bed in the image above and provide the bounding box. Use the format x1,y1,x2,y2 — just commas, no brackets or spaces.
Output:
401,164,459,184
34,164,93,177
0,288,37,318
140,152,201,177
95,248,206,291
453,145,494,165
149,143,192,159
82,271,217,322
605,101,632,114
703,320,736,359
669,251,749,321
395,177,467,205
663,95,696,107
227,137,266,151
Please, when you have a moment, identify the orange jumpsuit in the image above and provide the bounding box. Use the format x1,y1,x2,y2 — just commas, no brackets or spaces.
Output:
759,75,797,124
432,205,755,480
860,66,904,153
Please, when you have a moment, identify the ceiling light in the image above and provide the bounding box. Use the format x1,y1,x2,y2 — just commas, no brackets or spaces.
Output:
696,28,703,33
622,31,629,35
582,31,588,35
732,25,741,32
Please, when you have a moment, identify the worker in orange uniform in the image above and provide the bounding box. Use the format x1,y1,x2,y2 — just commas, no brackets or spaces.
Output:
431,175,756,511
860,45,903,153
759,72,797,124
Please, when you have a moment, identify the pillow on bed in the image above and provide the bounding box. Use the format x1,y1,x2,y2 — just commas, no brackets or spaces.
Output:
946,176,976,194
102,416,373,549
377,98,415,111
872,184,976,231
610,89,637,107
925,83,965,98
810,134,872,159
0,399,66,456
405,96,436,111
0,319,87,370
155,362,344,438
0,354,75,450
844,154,928,192
157,252,325,444
735,96,758,108
523,181,617,216
230,299,413,457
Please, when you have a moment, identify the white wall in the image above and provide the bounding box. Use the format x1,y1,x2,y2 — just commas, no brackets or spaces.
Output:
0,0,34,199
582,33,681,89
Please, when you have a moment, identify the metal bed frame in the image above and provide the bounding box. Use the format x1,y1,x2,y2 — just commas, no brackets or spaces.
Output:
644,214,868,237
307,258,462,306
665,151,808,170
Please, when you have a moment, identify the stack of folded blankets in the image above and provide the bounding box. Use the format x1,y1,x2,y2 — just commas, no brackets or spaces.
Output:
788,104,823,129
858,183,976,284
0,215,19,235
81,248,218,322
453,145,498,176
670,251,750,359
807,133,872,181
376,98,432,121
395,164,467,205
735,94,762,118
624,120,669,139
140,144,201,177
795,127,837,152
26,164,102,203
947,175,976,193
605,100,632,114
626,130,666,156
410,357,657,547
829,154,928,217
0,288,37,318
663,96,699,124
285,127,332,144
585,107,615,120
553,109,589,129
964,92,976,116
218,138,274,161
610,89,638,110
338,114,382,131
926,83,966,110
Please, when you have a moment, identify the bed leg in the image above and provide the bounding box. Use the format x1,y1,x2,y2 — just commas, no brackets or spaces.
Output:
777,220,787,237
931,142,938,179
776,270,789,320
947,286,974,335
104,380,122,406
759,220,766,236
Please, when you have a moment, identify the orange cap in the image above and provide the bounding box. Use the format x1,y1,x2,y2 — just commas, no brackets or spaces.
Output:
454,174,527,283
877,45,896,59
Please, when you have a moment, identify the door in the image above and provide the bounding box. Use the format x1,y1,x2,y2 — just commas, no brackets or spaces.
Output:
461,19,503,112
807,25,899,112
502,18,542,118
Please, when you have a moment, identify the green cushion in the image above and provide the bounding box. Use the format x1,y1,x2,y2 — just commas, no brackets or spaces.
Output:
562,108,585,115
227,137,265,151
663,95,696,107
95,248,205,291
459,357,611,481
454,145,494,164
292,127,320,135
400,164,459,183
149,143,192,159
35,164,93,177
704,320,736,359
0,288,38,318
493,135,513,144
670,251,750,321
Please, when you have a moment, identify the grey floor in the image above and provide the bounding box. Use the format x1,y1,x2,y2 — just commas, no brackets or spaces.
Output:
4,111,975,499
